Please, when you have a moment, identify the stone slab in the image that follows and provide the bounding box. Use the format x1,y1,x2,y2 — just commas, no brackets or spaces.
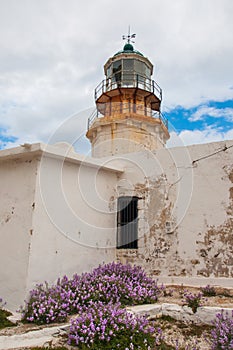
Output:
0,324,69,350
129,303,233,325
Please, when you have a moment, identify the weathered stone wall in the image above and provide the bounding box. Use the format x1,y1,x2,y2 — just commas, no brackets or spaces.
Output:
115,140,233,285
87,114,168,158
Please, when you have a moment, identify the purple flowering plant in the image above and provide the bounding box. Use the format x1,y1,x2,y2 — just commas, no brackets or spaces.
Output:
21,281,77,324
200,285,216,297
210,310,233,350
22,262,162,324
182,291,206,313
68,301,156,349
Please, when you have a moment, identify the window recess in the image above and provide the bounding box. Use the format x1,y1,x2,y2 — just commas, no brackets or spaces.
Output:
117,196,138,249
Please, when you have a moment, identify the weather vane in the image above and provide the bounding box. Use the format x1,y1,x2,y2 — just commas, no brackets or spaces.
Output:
122,26,136,44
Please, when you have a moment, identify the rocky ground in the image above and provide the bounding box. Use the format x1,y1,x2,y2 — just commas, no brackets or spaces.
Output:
159,285,233,308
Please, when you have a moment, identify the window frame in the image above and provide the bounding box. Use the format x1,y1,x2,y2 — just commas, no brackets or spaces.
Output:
117,196,138,249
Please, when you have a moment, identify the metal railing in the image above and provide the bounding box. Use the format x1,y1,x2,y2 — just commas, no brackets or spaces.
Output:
94,73,162,101
87,105,168,130
87,109,98,130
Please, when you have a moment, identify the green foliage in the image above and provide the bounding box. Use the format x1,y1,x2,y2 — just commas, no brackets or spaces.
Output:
0,308,16,330
74,332,155,349
28,348,68,350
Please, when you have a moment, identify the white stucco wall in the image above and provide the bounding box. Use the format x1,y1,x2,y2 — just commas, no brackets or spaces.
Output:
0,154,38,311
0,144,122,311
26,148,120,292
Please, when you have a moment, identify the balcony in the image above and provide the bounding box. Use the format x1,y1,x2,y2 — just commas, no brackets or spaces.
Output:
94,73,162,104
87,105,168,131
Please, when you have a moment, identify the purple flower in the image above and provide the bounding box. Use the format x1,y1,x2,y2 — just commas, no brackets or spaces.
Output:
182,290,205,313
200,284,217,297
210,310,233,350
68,301,156,348
22,262,163,325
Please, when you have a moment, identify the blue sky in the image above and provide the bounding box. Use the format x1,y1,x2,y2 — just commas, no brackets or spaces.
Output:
0,0,232,152
0,128,17,149
166,100,233,133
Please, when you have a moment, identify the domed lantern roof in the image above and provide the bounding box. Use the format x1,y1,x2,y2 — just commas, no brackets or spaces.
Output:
113,42,144,57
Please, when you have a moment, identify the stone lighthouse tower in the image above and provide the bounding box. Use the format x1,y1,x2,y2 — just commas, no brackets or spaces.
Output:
86,34,169,158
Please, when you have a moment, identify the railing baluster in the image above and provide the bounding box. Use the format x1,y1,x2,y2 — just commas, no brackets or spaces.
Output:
95,75,162,101
91,75,168,130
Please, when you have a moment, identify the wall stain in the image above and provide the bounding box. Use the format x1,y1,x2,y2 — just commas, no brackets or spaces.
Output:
117,165,233,279
197,220,233,277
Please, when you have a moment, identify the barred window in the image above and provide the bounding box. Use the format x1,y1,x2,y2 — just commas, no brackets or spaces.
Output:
117,196,138,249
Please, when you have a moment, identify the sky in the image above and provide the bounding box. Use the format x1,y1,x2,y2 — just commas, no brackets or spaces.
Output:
0,0,232,153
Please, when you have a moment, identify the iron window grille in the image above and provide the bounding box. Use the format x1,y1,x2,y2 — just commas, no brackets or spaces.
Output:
117,196,138,249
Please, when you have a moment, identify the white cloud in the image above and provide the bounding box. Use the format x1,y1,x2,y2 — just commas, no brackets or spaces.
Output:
189,106,233,122
0,0,233,150
167,127,233,148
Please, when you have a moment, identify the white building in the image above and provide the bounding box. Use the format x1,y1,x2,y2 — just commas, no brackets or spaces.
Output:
0,41,232,311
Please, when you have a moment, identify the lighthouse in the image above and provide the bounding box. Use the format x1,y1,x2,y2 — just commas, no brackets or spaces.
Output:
86,33,169,157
